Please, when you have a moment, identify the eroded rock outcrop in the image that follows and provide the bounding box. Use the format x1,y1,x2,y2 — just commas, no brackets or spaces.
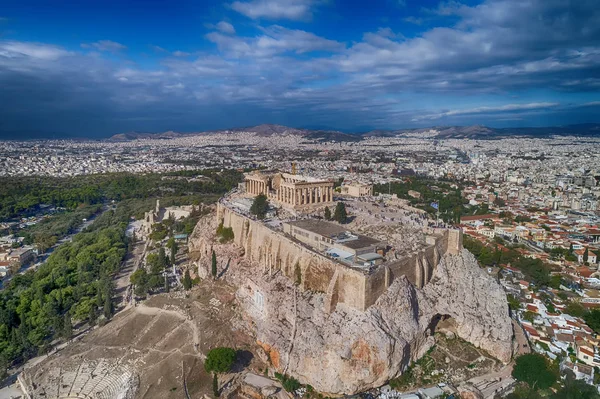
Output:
190,213,513,395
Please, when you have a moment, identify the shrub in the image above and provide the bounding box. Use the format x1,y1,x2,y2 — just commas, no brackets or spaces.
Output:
274,372,301,392
205,347,237,373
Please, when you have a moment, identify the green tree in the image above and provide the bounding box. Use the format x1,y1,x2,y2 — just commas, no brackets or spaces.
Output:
130,268,149,297
103,294,114,320
183,269,192,291
584,309,600,334
565,301,588,318
212,250,218,278
164,275,170,293
213,373,220,398
551,371,600,399
250,194,268,219
512,354,556,390
294,262,301,286
333,202,348,224
507,294,521,312
166,237,178,265
584,247,589,263
88,304,97,326
62,313,73,339
324,206,331,220
204,347,236,373
0,354,8,380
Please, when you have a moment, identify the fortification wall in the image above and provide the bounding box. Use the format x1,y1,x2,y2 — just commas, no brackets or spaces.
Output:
217,203,463,311
218,203,368,310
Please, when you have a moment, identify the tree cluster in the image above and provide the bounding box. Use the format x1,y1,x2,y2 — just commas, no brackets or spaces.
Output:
0,222,127,365
374,178,467,223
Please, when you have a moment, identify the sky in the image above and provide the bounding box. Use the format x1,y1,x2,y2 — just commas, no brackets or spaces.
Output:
0,0,599,138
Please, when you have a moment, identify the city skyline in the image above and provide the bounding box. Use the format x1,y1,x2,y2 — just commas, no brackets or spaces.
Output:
1,0,599,138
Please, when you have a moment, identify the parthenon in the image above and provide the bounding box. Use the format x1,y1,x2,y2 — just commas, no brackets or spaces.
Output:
245,171,334,208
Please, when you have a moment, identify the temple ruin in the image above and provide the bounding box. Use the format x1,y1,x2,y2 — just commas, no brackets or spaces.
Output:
244,171,334,208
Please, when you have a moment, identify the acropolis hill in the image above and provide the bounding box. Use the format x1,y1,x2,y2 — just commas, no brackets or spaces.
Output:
189,172,514,394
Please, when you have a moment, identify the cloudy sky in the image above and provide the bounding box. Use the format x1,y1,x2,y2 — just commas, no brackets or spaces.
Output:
0,0,599,138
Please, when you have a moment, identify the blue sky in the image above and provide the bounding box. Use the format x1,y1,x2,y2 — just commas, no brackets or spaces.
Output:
0,0,599,138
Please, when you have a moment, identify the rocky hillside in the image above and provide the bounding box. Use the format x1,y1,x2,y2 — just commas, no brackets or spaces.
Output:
189,212,513,395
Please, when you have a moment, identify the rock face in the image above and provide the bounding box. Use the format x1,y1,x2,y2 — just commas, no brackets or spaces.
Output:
190,214,513,395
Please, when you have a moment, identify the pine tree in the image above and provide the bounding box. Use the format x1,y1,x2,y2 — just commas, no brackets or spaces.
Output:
164,275,170,293
95,284,103,309
0,354,8,380
213,373,220,398
88,305,97,326
103,295,114,320
583,247,589,263
159,247,167,269
183,270,192,290
333,202,348,224
324,206,331,220
212,250,218,278
62,313,73,339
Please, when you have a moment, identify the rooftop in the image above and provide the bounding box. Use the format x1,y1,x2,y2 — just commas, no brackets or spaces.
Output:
286,219,380,249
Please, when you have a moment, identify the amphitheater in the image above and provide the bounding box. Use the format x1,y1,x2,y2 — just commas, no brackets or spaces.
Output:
19,359,138,399
17,292,249,399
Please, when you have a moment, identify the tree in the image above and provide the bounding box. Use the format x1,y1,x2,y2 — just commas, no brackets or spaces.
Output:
103,294,114,320
213,373,220,397
551,371,600,399
324,206,331,220
164,275,170,293
0,354,8,380
584,247,589,263
333,202,348,224
183,269,192,291
565,301,588,318
130,268,149,297
507,294,521,312
167,237,178,265
204,347,236,373
250,194,268,219
88,304,97,326
212,250,218,278
512,354,556,390
584,309,600,334
294,262,301,286
62,313,73,339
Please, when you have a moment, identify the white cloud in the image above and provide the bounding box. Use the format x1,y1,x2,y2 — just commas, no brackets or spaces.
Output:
0,40,71,61
207,25,344,57
231,0,315,21
173,50,191,57
216,21,236,34
81,40,126,52
412,102,560,121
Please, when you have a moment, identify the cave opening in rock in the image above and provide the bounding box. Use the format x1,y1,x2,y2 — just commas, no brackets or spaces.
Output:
428,314,458,338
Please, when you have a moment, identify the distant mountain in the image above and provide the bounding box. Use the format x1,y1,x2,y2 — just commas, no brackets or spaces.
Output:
107,131,189,141
106,123,600,141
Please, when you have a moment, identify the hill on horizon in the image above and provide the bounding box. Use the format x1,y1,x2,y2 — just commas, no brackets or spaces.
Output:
105,123,600,142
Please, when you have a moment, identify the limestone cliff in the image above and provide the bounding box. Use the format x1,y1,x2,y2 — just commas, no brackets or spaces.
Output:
189,213,513,395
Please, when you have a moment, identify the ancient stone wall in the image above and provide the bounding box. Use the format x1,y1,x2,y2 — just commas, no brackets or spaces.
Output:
217,203,463,311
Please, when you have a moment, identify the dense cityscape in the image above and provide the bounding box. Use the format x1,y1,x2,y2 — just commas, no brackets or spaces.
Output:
0,125,599,398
